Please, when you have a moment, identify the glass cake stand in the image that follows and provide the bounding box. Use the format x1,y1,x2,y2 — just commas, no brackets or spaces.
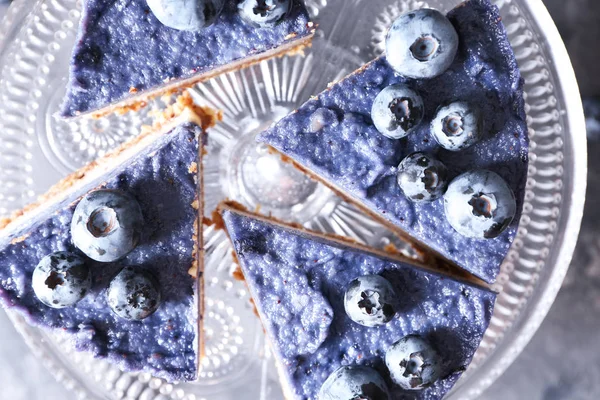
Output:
0,0,586,399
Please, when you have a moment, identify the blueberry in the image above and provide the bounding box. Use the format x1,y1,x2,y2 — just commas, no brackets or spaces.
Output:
318,365,390,400
371,84,424,139
443,170,516,239
385,335,442,390
431,102,483,151
397,152,448,203
32,251,91,309
309,107,340,132
344,275,396,327
71,189,144,263
107,267,161,321
386,9,459,79
146,0,225,31
238,0,291,27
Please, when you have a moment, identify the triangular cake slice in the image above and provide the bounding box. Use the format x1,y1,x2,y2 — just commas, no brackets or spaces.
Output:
258,0,528,283
220,204,496,399
60,0,314,118
0,98,216,381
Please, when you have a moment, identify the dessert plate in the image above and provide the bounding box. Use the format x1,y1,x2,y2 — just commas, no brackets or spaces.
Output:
0,0,586,399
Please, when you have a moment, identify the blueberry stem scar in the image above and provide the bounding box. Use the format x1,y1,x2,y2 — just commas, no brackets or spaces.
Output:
87,207,118,238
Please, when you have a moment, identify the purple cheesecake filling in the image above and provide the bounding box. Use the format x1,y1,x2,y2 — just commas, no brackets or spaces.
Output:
258,0,528,283
60,0,311,117
222,210,496,400
0,123,202,381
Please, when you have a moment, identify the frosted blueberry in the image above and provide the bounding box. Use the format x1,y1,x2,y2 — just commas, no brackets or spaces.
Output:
318,365,390,400
371,84,424,139
385,335,442,390
238,0,291,27
444,170,516,239
71,189,144,263
344,275,396,327
397,152,448,202
107,267,161,321
431,102,483,151
386,8,459,78
32,251,91,309
309,107,340,132
146,0,225,31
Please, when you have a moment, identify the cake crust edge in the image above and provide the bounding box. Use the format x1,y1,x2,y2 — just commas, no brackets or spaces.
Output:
65,30,315,120
218,202,494,291
0,93,219,234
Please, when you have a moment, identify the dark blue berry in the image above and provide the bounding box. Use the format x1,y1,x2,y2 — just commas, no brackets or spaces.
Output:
385,335,442,390
318,365,390,400
309,107,340,132
71,189,144,263
443,170,516,239
397,152,448,203
32,251,91,309
431,102,483,151
238,0,291,27
344,275,396,327
146,0,225,31
386,9,458,78
107,267,161,321
372,84,424,139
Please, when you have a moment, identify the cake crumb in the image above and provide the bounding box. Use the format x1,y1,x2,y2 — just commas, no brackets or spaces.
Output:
10,234,30,245
211,200,249,231
232,265,244,281
383,243,401,256
210,209,225,230
129,87,138,94
188,162,198,174
249,298,260,318
148,91,223,131
188,265,198,278
160,93,174,104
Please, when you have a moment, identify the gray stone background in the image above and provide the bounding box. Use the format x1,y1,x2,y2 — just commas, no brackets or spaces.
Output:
0,0,599,399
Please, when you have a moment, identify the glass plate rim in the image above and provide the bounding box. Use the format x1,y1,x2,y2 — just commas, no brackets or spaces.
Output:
456,0,587,396
0,0,588,398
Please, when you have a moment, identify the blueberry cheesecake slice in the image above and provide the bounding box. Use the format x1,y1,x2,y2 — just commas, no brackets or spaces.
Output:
220,205,496,399
0,96,217,381
60,0,314,118
258,0,528,283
